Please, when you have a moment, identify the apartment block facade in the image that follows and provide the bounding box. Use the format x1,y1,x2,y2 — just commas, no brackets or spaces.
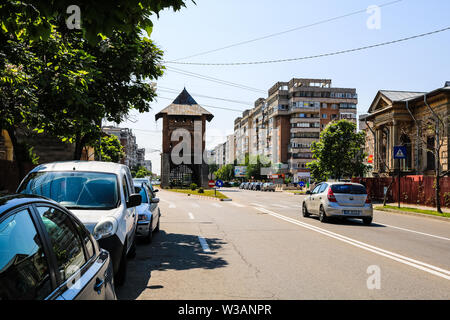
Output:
233,78,358,181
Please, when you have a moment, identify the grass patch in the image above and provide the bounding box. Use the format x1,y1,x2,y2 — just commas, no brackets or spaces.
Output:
164,188,228,199
374,205,450,218
285,190,305,194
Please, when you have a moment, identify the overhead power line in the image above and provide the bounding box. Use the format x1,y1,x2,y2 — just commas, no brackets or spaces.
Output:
165,66,266,93
170,0,404,61
157,86,253,106
157,96,246,113
164,26,450,66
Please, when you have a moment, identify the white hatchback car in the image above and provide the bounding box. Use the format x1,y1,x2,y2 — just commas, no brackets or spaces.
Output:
18,161,141,286
302,182,373,225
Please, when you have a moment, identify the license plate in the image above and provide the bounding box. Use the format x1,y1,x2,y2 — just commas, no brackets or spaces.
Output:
343,210,361,215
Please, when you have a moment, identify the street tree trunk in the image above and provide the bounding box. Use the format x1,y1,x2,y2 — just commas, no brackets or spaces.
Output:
6,126,25,181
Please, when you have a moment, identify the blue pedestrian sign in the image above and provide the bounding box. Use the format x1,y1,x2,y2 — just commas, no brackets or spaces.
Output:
215,179,224,188
299,181,305,187
394,146,407,159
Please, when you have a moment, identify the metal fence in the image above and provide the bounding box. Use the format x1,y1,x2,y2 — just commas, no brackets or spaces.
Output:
352,175,450,208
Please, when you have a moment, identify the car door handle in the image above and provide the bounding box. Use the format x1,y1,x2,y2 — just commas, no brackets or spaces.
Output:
94,278,104,294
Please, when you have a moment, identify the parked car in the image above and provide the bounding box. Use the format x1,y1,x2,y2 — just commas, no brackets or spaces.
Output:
134,177,159,194
302,182,373,225
248,182,255,190
243,182,251,190
0,194,116,300
239,182,245,189
134,182,161,243
254,182,263,191
262,182,276,192
17,161,141,286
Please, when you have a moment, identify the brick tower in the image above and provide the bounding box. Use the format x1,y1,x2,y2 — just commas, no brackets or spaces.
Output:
155,88,214,188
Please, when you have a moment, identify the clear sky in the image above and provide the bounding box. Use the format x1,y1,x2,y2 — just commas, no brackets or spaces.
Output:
110,0,450,174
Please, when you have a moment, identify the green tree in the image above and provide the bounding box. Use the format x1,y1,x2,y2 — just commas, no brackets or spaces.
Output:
1,0,183,163
308,120,368,181
99,135,125,163
214,164,234,181
246,155,270,180
0,0,190,43
134,166,152,178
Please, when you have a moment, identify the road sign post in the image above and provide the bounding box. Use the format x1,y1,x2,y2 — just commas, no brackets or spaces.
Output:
394,146,407,208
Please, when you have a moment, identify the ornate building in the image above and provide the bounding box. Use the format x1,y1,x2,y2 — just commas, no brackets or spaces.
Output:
155,88,213,188
365,83,450,176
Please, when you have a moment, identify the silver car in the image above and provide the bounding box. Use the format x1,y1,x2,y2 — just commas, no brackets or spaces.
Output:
262,182,276,192
134,182,161,243
302,182,373,225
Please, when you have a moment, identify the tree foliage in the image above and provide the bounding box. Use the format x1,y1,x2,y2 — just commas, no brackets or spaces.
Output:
99,135,125,163
0,0,186,168
307,120,368,181
214,164,234,181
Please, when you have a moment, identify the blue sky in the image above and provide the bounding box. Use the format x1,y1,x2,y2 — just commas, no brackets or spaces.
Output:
112,0,450,174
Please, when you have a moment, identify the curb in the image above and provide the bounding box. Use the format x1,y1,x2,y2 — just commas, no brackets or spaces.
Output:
374,207,450,222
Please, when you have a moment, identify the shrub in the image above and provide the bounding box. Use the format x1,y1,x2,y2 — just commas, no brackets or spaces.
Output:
198,187,204,193
190,183,197,191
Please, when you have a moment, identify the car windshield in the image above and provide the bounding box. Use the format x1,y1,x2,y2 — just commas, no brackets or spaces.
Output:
134,186,148,203
18,171,120,210
331,184,367,194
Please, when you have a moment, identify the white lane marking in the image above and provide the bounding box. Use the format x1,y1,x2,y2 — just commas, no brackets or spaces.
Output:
256,207,450,280
198,236,212,253
212,203,223,208
191,203,200,208
272,204,289,208
231,202,246,208
380,223,450,242
188,212,195,220
250,202,265,207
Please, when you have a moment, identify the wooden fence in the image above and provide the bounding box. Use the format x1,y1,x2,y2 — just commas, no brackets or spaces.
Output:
352,175,450,208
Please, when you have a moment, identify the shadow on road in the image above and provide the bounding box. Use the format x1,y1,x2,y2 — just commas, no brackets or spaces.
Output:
308,216,386,228
116,230,228,300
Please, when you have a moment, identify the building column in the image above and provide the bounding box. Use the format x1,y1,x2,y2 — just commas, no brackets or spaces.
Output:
391,120,398,170
375,127,382,172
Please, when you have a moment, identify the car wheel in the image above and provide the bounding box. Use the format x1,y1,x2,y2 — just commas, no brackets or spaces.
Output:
302,202,310,217
362,217,373,225
154,215,160,233
319,206,328,223
127,234,137,259
115,245,128,286
144,221,153,244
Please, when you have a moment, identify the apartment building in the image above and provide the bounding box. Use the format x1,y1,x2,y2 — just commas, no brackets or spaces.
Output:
233,78,357,181
102,126,140,167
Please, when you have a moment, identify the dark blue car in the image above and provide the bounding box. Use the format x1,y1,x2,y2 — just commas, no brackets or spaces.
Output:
0,194,116,300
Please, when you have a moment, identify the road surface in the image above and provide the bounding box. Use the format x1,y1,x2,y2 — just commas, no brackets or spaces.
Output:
116,188,450,300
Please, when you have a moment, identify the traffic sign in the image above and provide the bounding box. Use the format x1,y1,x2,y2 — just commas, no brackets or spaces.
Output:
299,181,305,187
208,180,215,188
215,179,224,188
394,146,407,159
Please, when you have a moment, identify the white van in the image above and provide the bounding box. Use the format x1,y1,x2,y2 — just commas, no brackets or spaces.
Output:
18,161,141,285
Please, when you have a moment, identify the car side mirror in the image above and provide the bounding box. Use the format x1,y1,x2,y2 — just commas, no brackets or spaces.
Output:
151,197,160,204
127,193,142,208
153,189,159,193
305,190,312,195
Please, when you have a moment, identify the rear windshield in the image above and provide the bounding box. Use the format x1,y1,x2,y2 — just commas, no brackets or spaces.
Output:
18,171,120,210
331,184,367,194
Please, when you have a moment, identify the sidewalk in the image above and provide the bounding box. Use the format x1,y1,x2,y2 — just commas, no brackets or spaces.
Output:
374,202,450,221
383,202,450,213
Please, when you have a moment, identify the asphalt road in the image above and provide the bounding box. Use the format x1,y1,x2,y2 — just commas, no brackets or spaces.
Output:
116,188,450,300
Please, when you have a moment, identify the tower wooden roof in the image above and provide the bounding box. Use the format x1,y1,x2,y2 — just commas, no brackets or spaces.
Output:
155,88,214,121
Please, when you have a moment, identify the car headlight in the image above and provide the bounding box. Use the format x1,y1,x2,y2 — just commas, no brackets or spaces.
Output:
93,217,118,240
